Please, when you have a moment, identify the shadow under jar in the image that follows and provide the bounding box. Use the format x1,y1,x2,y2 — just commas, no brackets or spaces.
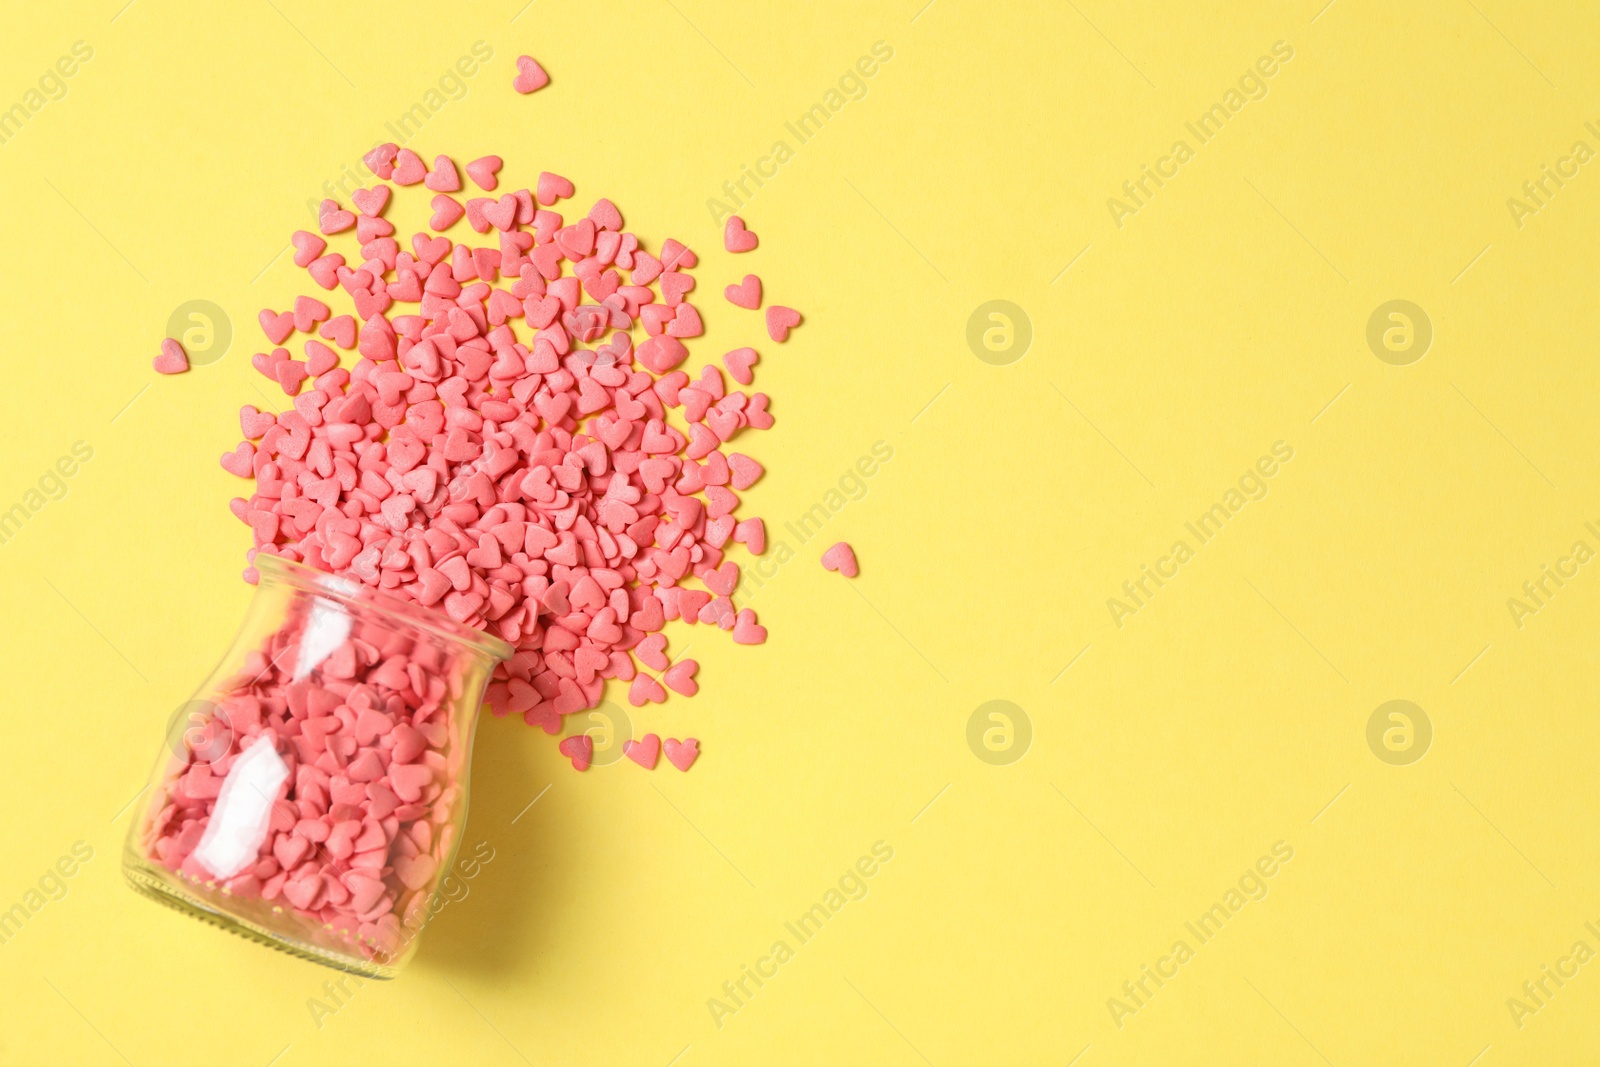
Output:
123,555,513,978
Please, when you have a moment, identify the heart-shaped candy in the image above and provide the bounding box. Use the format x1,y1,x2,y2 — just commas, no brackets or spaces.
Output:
291,230,326,268
352,185,390,217
363,142,398,179
636,633,670,672
589,198,622,231
734,517,766,555
821,541,859,578
513,54,550,94
392,149,426,185
723,347,759,385
766,305,801,342
424,155,460,192
728,453,763,490
220,441,255,476
258,308,295,344
628,673,666,707
638,335,688,374
732,608,766,645
430,195,465,232
318,199,355,235
537,171,574,205
724,274,761,309
153,338,188,374
466,155,503,192
624,733,661,768
703,561,739,598
663,659,699,697
666,303,703,339
239,405,275,438
483,195,518,232
663,737,699,772
660,238,697,270
724,215,758,252
558,734,593,772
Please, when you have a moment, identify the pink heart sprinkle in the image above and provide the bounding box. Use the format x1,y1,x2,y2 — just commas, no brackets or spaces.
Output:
281,872,322,911
512,54,550,94
465,155,503,192
304,340,338,376
424,155,460,192
589,198,622,231
723,346,759,385
318,199,355,235
307,253,343,290
320,314,356,349
638,335,688,374
293,295,330,332
363,142,398,179
537,171,574,206
724,215,758,253
394,853,438,890
239,405,274,438
557,734,592,771
732,608,766,645
821,541,859,578
661,270,695,305
663,659,699,697
666,303,703,339
766,305,801,342
291,230,326,268
663,737,699,772
661,238,697,271
624,733,661,769
392,149,426,186
628,673,666,707
258,308,295,344
728,453,763,490
482,195,518,232
352,185,390,217
430,195,465,232
724,274,762,310
153,338,188,374
734,517,766,555
636,633,669,671
219,441,254,477
703,562,738,598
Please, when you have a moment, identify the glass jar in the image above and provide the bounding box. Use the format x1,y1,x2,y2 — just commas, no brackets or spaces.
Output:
123,555,512,978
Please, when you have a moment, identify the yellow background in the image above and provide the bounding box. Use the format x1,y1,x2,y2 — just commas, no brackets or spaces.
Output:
2,0,1599,1062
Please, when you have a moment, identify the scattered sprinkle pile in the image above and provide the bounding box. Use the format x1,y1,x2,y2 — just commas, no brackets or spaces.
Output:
199,145,803,771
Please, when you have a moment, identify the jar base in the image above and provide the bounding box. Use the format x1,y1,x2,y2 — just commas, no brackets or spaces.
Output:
122,856,399,980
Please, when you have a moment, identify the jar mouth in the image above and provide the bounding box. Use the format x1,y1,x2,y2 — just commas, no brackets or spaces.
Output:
254,555,515,664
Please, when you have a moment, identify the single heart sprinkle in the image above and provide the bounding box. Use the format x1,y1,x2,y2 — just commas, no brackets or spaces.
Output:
663,658,699,696
724,215,758,253
724,274,762,310
624,733,661,769
558,734,594,771
512,55,550,94
723,347,759,385
664,738,700,772
153,338,189,375
465,155,503,192
766,305,801,342
821,541,859,578
424,155,461,193
319,199,356,235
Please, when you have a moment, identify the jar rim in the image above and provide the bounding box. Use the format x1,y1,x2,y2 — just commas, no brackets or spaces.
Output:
254,555,515,663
